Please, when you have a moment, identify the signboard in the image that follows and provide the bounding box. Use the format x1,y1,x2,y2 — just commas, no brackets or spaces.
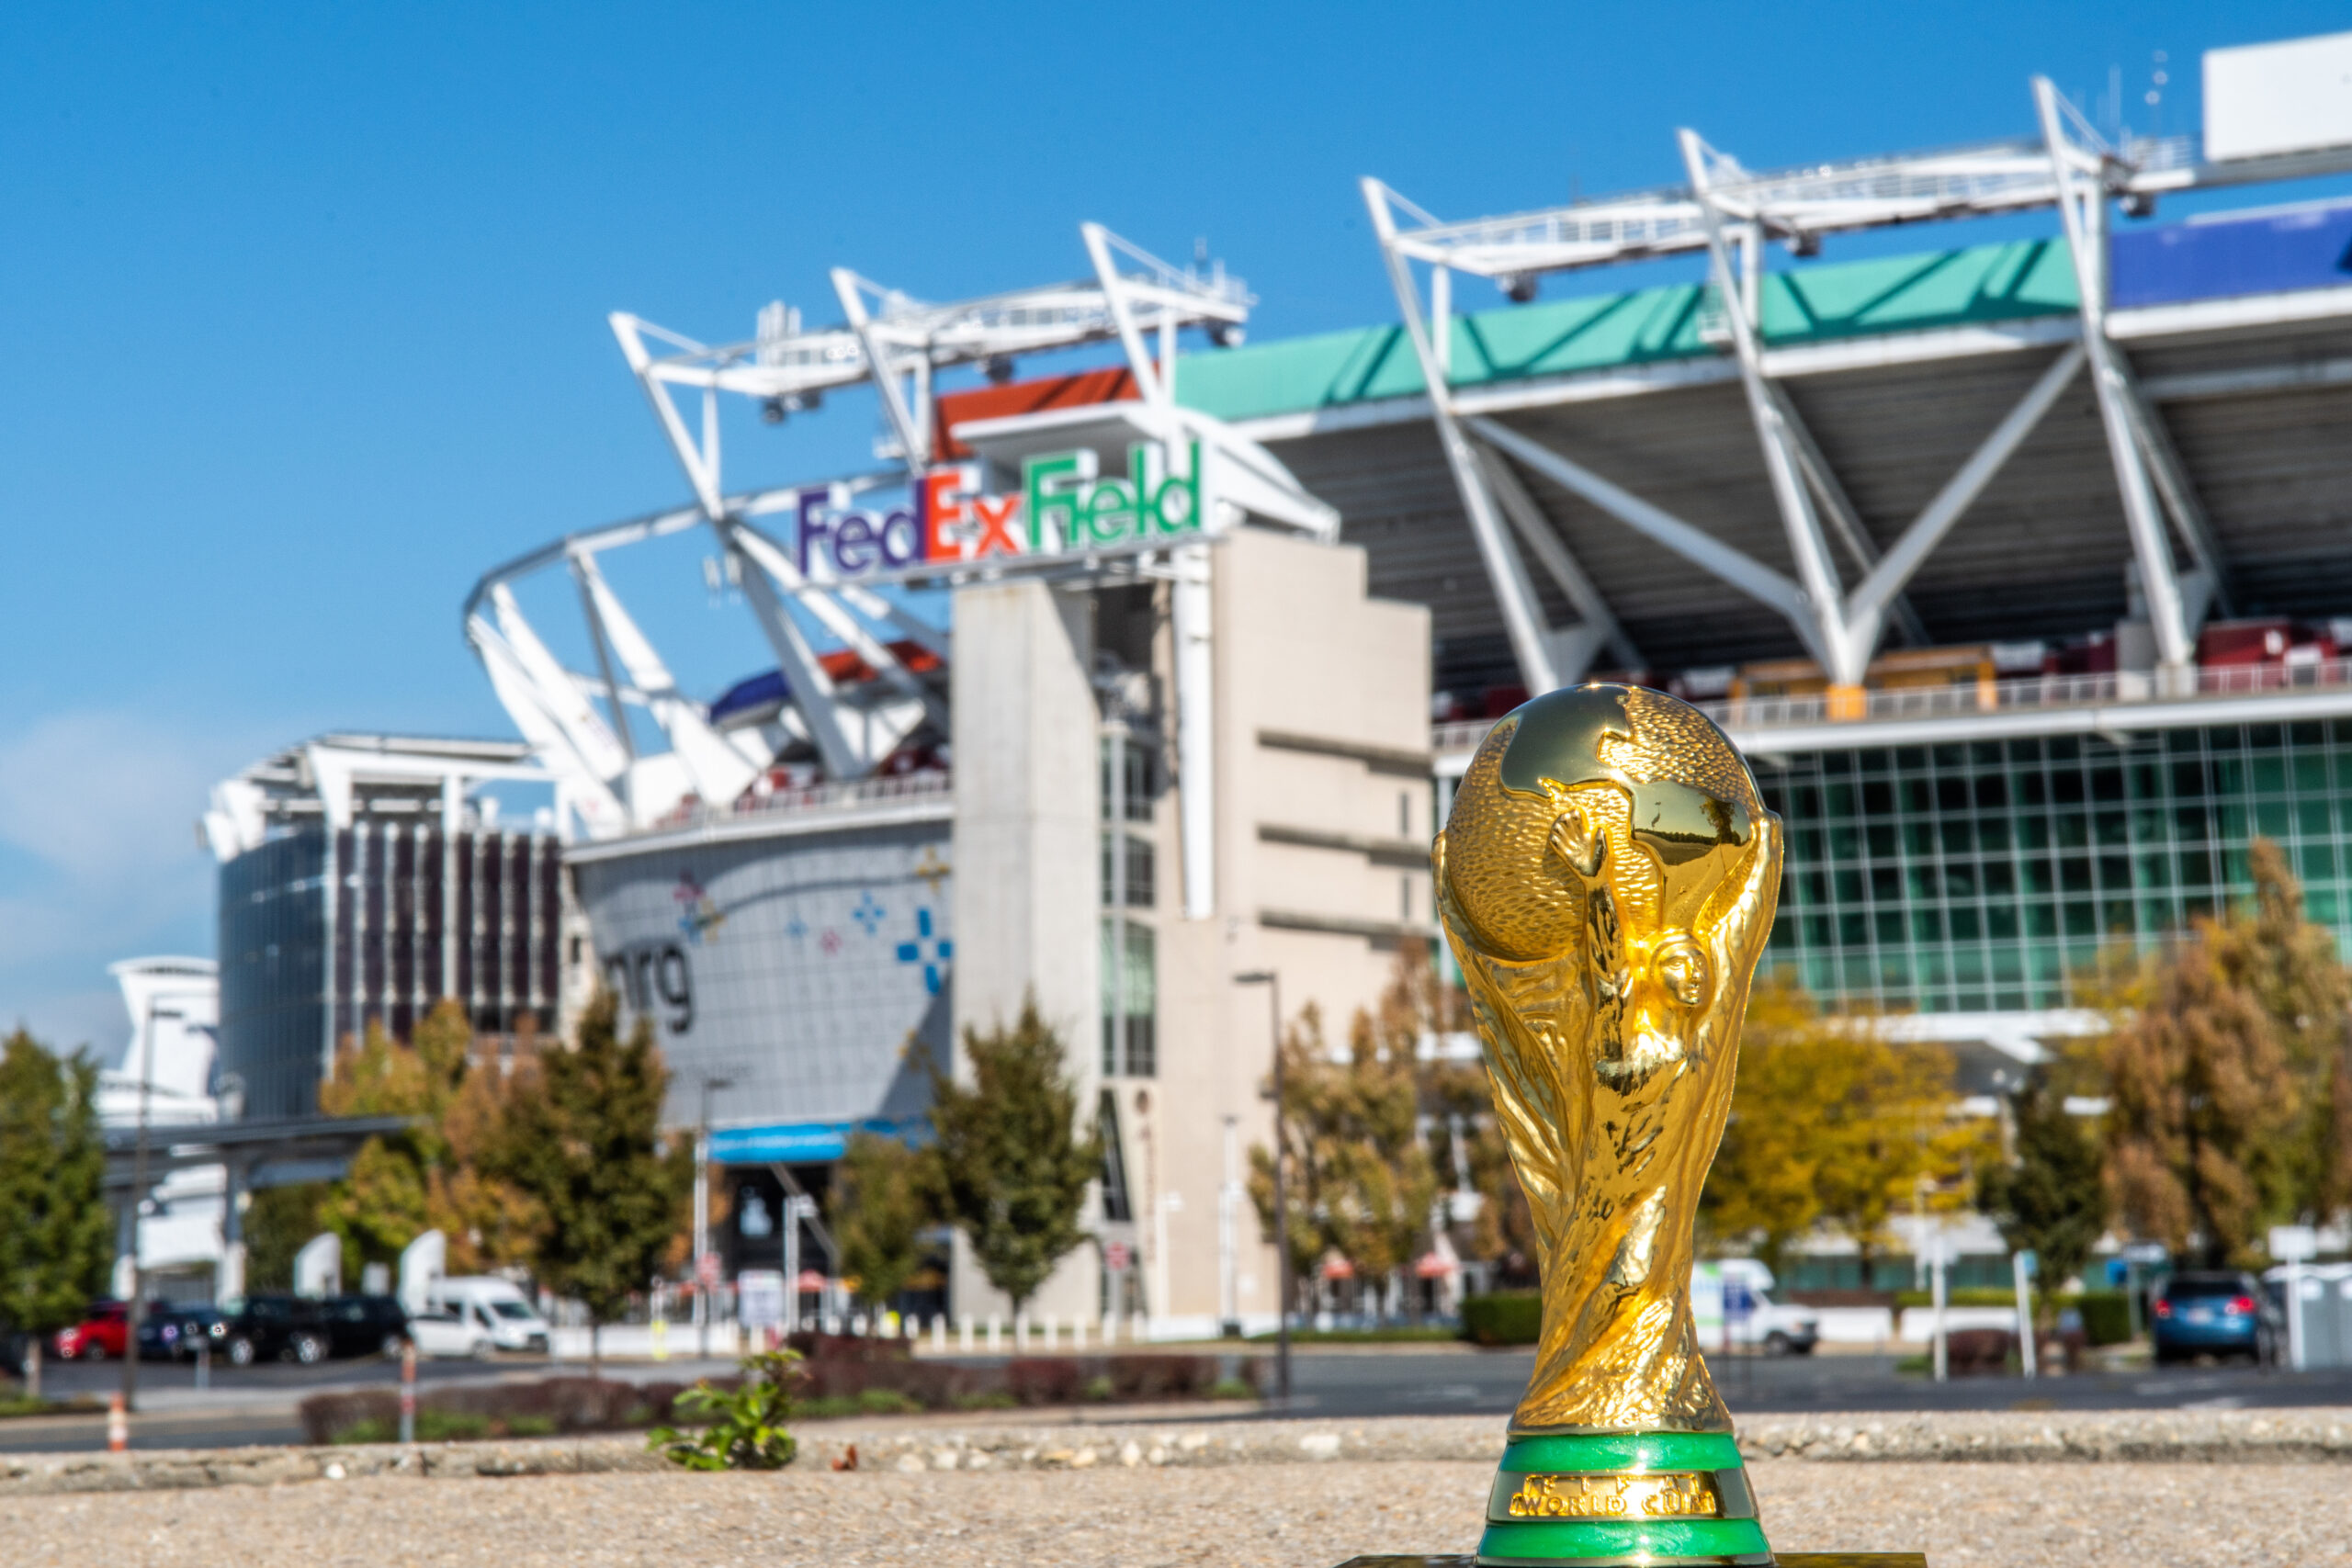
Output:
791,440,1208,586
2271,1224,2320,1263
696,1252,721,1289
1103,1241,1133,1272
737,1269,786,1331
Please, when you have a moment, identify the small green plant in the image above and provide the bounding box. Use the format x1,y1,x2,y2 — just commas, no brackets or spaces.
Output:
331,1417,396,1445
855,1388,922,1415
798,1395,857,1419
504,1414,558,1437
649,1348,802,1471
1081,1375,1114,1403
1210,1377,1256,1401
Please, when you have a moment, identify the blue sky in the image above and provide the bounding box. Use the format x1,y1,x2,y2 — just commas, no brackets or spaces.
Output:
3,1,2346,1051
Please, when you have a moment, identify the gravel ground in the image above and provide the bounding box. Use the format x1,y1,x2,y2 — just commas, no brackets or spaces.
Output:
3,1457,2348,1568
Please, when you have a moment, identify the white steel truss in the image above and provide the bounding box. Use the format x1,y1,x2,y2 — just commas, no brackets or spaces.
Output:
472,225,1331,847
1367,73,2352,697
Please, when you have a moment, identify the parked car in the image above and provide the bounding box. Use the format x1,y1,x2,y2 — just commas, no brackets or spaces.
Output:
430,1277,551,1354
2153,1270,2278,1365
219,1293,331,1366
138,1303,229,1361
1715,1260,1822,1355
403,1303,493,1359
322,1294,411,1359
51,1301,130,1361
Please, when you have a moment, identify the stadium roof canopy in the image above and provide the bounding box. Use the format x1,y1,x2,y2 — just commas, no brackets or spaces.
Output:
1171,207,2352,696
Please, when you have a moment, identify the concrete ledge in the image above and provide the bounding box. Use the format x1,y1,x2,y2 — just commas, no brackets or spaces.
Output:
5,1409,2349,1495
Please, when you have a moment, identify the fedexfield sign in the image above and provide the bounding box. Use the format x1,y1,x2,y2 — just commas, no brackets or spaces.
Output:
793,440,1205,582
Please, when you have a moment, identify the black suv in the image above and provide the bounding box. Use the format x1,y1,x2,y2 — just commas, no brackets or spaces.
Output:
322,1294,411,1359
220,1294,330,1365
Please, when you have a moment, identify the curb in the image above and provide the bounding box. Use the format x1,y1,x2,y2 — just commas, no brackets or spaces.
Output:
5,1408,2349,1495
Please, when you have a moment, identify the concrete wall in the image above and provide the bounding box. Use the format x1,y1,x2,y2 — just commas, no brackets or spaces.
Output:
949,578,1102,1323
1140,527,1434,1334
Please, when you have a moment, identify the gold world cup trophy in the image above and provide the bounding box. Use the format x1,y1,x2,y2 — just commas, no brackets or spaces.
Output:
1428,684,1781,1567
1333,692,1925,1568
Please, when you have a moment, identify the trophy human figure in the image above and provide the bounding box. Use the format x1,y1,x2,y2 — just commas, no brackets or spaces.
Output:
1433,683,1781,1567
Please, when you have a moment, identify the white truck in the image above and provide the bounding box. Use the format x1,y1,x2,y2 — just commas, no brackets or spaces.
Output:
1713,1258,1822,1355
427,1277,553,1356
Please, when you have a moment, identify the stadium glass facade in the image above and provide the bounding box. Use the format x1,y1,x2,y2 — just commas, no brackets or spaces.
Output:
217,821,566,1120
1758,716,2352,1012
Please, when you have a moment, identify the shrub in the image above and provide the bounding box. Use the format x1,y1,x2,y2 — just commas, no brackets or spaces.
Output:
1006,1357,1085,1406
952,1390,1018,1411
1461,1292,1542,1347
2075,1291,2134,1346
1893,1287,2022,1309
417,1410,491,1442
1943,1328,2016,1375
298,1378,689,1446
1081,1375,1114,1403
1210,1378,1256,1401
650,1348,802,1471
855,1388,922,1415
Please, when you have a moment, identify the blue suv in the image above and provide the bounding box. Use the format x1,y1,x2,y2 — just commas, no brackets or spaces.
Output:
2153,1270,2278,1366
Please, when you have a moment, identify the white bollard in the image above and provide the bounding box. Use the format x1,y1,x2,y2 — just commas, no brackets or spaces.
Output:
1074,1314,1088,1350
1101,1311,1117,1346
928,1314,943,1349
1043,1313,1057,1349
1015,1313,1029,1351
988,1314,1001,1352
960,1314,975,1352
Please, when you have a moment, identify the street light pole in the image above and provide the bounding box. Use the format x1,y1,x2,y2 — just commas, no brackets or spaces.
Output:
123,1000,187,1417
1233,971,1289,1406
694,1075,735,1359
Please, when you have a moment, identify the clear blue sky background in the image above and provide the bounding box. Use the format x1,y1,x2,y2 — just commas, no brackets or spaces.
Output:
3,1,2346,1052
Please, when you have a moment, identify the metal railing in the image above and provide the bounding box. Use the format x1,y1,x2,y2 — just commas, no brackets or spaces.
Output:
634,768,954,837
1431,659,2352,756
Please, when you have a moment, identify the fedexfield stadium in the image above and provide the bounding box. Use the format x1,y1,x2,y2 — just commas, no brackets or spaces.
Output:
196,31,2352,1329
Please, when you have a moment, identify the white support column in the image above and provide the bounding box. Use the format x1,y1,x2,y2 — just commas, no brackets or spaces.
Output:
1363,180,1560,697
1679,131,1875,688
831,269,932,471
1474,441,1640,677
2032,78,2193,675
1171,542,1216,919
1464,416,1819,656
724,526,865,782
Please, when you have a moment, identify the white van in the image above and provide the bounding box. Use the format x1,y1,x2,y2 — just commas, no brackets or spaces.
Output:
1714,1258,1822,1355
428,1277,552,1355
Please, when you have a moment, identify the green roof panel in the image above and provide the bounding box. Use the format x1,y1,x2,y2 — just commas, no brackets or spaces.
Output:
1174,237,2081,424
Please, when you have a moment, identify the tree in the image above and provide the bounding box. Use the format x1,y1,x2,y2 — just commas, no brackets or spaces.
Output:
831,1131,935,1314
0,1032,109,1398
2105,922,2302,1268
243,1183,327,1292
1247,989,1441,1319
928,996,1101,1317
492,991,689,1374
2203,840,2352,1225
1979,1066,2107,1324
1701,982,1980,1286
315,1000,542,1277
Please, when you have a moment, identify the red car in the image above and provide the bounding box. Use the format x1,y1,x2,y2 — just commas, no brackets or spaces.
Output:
52,1301,130,1361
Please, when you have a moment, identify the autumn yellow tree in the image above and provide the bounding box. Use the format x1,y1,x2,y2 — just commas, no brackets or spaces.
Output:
316,1000,542,1277
1702,980,1982,1283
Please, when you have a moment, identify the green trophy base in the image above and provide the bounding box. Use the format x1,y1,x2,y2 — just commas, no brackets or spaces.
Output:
1329,1425,1928,1567
1337,1557,1925,1568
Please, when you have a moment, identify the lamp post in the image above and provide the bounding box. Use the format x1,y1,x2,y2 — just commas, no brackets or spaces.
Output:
694,1075,736,1359
123,998,193,1416
1232,970,1289,1405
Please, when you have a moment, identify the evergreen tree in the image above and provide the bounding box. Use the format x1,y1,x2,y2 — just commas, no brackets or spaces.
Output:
1979,1066,2106,1322
831,1131,935,1314
492,991,689,1373
928,996,1101,1316
0,1031,109,1399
